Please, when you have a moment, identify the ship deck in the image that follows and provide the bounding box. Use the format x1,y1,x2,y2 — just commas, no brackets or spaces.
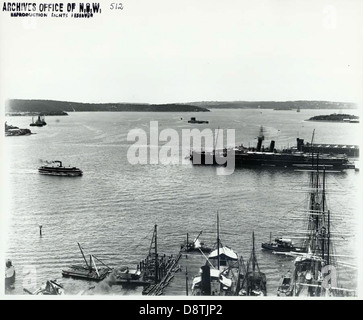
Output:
62,265,110,282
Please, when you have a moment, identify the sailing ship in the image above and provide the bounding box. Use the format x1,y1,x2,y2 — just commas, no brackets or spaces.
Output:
191,213,243,296
62,243,112,281
277,165,356,297
238,232,267,296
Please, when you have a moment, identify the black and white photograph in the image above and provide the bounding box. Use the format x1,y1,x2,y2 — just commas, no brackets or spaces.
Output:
1,0,362,304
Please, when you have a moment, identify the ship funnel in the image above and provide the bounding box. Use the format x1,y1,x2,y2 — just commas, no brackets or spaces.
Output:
201,264,211,295
297,138,304,151
256,137,263,151
256,126,264,151
269,140,275,152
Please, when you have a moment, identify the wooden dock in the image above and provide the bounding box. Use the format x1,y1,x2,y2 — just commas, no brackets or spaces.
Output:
144,251,207,296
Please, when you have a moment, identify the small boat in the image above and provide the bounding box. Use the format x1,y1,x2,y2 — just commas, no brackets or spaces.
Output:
5,121,32,136
180,231,212,253
30,115,46,127
38,160,83,176
115,266,142,281
24,280,64,295
262,233,305,253
5,259,16,289
188,117,209,124
62,243,112,282
277,270,293,296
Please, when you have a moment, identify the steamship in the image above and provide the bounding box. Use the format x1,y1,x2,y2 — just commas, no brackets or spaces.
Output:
190,127,355,170
38,160,83,176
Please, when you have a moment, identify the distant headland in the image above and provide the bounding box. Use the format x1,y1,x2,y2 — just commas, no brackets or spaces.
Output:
185,100,357,109
5,99,210,115
4,99,357,116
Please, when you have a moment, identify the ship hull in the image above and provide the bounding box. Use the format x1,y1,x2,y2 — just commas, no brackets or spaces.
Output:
5,268,16,288
38,168,83,176
190,151,354,170
261,243,305,253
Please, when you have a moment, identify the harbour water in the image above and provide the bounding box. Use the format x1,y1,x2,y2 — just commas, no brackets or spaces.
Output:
3,108,360,296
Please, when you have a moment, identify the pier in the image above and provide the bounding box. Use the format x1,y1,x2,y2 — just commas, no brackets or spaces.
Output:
302,142,359,157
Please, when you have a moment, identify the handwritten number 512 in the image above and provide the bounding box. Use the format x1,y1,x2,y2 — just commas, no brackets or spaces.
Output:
110,3,123,10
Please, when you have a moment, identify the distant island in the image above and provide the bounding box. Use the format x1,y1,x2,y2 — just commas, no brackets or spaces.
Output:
5,99,210,115
307,113,359,123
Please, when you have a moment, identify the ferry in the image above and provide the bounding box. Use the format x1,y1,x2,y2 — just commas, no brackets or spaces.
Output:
38,160,83,176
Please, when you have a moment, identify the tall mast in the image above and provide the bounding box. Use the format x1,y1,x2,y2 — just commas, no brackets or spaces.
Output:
217,212,220,270
154,224,158,283
322,168,326,212
78,242,90,269
252,232,255,272
327,210,330,265
310,129,315,168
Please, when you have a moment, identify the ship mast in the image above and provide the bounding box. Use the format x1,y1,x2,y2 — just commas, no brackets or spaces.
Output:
78,242,90,270
154,224,158,283
148,224,159,283
327,210,330,265
310,129,315,168
217,212,220,270
252,232,256,272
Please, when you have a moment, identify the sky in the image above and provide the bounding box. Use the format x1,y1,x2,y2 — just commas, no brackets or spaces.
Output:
0,0,362,104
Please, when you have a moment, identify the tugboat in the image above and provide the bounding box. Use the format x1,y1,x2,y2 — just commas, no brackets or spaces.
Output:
114,266,142,281
38,160,83,176
188,117,209,124
262,233,305,253
5,259,16,289
180,231,212,253
30,115,46,127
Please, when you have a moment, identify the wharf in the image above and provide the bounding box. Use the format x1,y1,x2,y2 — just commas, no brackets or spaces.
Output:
144,251,206,296
302,143,359,157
